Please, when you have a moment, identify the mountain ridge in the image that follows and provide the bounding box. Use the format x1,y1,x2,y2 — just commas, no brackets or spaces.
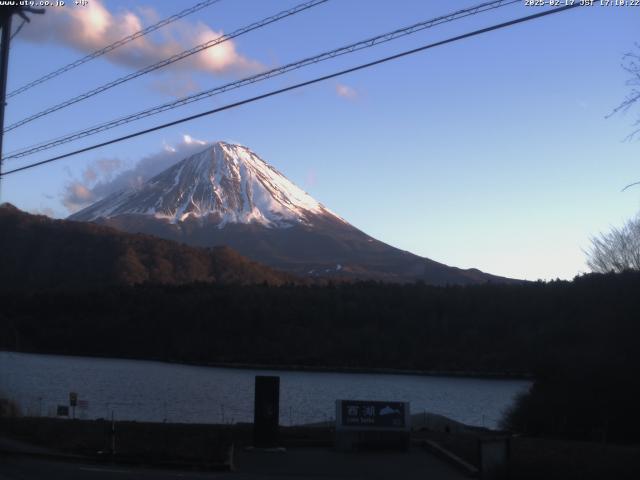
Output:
70,142,517,285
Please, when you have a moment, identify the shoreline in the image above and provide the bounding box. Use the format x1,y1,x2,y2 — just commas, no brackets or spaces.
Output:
176,359,534,380
0,349,534,380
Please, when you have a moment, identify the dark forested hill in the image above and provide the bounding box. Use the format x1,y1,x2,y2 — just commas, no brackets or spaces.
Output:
2,270,639,377
0,204,295,290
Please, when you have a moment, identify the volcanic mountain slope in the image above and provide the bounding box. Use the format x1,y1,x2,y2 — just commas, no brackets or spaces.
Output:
0,203,294,291
70,142,513,285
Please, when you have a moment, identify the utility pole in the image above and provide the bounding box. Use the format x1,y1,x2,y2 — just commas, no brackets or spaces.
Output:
0,8,13,197
0,6,44,199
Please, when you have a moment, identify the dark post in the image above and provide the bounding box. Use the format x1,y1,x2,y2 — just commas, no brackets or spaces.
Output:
253,375,280,447
478,436,510,480
69,392,78,419
0,10,12,190
0,6,44,196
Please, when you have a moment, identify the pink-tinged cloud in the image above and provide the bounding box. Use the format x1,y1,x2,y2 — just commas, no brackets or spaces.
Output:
63,183,95,213
335,83,358,100
20,1,262,79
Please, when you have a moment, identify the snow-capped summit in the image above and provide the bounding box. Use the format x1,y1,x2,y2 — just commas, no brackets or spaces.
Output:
70,141,340,228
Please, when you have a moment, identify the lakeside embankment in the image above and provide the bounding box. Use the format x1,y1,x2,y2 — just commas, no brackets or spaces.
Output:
1,416,638,479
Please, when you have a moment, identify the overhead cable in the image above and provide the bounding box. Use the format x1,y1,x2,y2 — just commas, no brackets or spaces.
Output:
1,4,581,177
5,0,518,160
3,0,328,133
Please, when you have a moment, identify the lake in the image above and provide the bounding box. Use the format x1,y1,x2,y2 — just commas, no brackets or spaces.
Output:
0,351,530,429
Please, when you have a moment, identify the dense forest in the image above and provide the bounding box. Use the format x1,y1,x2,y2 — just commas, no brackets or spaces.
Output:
0,203,294,289
1,271,639,442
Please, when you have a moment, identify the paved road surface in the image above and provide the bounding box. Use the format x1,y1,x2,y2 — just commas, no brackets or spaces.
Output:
1,456,224,480
1,447,467,480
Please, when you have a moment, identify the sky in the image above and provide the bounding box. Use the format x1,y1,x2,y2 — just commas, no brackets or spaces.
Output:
1,0,638,281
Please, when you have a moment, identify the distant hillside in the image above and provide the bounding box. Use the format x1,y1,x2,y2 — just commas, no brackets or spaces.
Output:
0,204,295,290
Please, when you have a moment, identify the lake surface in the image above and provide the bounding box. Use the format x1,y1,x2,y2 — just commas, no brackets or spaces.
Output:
0,352,530,429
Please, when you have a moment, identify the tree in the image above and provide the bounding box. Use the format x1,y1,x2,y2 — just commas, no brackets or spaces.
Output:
609,43,640,141
608,44,640,192
586,215,640,273
586,46,640,273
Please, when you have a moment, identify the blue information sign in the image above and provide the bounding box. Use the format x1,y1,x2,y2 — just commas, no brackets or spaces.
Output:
339,400,406,428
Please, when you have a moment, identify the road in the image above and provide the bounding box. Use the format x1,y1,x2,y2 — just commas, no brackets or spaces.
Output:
1,447,467,480
1,455,228,480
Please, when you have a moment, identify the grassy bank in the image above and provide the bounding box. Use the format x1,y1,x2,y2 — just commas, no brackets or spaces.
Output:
0,417,235,466
0,417,333,467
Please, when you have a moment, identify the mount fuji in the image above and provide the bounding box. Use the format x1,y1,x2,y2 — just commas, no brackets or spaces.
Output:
70,142,511,284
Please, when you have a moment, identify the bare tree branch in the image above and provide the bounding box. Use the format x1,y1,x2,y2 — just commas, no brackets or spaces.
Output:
586,215,640,273
621,180,640,192
607,44,640,190
607,43,640,141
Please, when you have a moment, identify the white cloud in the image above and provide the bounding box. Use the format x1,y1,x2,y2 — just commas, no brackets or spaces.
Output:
61,135,210,214
81,158,122,184
182,134,207,146
335,83,358,100
20,1,262,79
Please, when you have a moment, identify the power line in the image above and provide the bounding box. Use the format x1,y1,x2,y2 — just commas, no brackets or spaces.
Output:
6,0,223,99
1,3,580,178
5,0,519,161
3,0,328,133
10,18,26,41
